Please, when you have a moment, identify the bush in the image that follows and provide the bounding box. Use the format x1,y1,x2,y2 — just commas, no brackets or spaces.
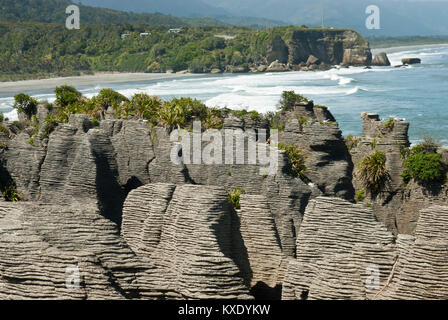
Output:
345,135,360,151
385,118,395,131
278,143,308,181
92,88,129,113
13,93,38,119
402,152,444,184
55,86,82,107
124,94,162,122
41,116,59,139
266,111,285,131
1,180,21,202
279,91,310,112
227,187,245,210
356,151,390,193
411,136,440,155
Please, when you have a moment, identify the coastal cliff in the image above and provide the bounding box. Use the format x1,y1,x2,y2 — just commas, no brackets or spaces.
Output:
0,91,446,300
0,23,381,81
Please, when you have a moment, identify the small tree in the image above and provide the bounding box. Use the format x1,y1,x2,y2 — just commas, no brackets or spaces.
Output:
13,93,38,119
278,143,308,182
92,88,128,113
402,152,444,185
356,151,390,194
55,85,82,107
278,91,310,112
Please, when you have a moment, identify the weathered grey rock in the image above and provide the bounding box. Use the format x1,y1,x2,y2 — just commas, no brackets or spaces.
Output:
282,197,395,300
122,183,253,299
402,58,421,65
267,60,290,72
0,201,159,299
306,54,319,66
237,194,288,298
372,52,391,66
349,113,413,234
287,29,371,67
283,198,448,300
279,103,354,200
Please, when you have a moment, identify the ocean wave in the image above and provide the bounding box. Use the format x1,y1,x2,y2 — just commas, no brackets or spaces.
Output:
345,86,369,95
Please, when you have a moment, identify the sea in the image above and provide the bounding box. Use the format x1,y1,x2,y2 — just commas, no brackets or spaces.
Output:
1,44,448,145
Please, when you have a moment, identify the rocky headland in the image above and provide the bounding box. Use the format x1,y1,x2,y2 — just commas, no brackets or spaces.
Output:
0,89,446,300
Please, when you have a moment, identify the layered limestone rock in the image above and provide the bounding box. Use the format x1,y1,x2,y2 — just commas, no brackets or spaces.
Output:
282,197,395,300
283,198,448,300
0,201,157,299
278,102,355,200
377,205,448,300
287,29,372,66
349,113,413,234
1,113,314,258
237,194,288,298
122,183,252,299
348,112,448,236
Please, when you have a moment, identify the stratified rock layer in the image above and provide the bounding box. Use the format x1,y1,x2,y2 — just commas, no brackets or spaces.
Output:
283,198,448,300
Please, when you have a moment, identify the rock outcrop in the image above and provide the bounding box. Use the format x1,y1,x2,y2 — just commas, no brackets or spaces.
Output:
278,102,354,200
258,29,373,72
267,60,290,72
371,52,391,66
283,198,448,300
1,105,447,300
348,113,448,236
402,58,421,65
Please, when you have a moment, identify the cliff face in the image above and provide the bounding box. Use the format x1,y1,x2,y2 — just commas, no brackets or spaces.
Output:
264,29,373,71
349,113,448,236
0,106,447,300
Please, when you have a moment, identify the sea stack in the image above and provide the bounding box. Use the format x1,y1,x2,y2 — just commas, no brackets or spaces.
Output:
402,58,421,65
371,52,391,66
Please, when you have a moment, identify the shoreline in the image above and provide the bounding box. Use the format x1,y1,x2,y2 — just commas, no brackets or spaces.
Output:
2,43,448,95
0,72,204,94
371,43,448,55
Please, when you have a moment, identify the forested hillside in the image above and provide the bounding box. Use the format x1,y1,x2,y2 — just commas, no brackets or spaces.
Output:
0,22,294,80
0,0,228,27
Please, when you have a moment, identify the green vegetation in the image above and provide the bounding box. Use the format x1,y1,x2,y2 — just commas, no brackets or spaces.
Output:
370,137,377,150
1,180,21,202
266,112,285,131
55,85,83,107
401,138,445,185
279,91,310,112
355,189,366,203
227,187,245,210
278,143,308,182
345,135,360,151
12,94,38,119
356,151,390,194
0,0,228,27
0,21,338,80
385,118,395,131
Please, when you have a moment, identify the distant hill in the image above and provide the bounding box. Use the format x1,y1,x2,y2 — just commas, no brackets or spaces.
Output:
81,0,287,28
202,0,448,36
0,0,229,27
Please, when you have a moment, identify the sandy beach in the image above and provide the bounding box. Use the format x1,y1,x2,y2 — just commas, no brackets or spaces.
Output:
0,72,203,94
